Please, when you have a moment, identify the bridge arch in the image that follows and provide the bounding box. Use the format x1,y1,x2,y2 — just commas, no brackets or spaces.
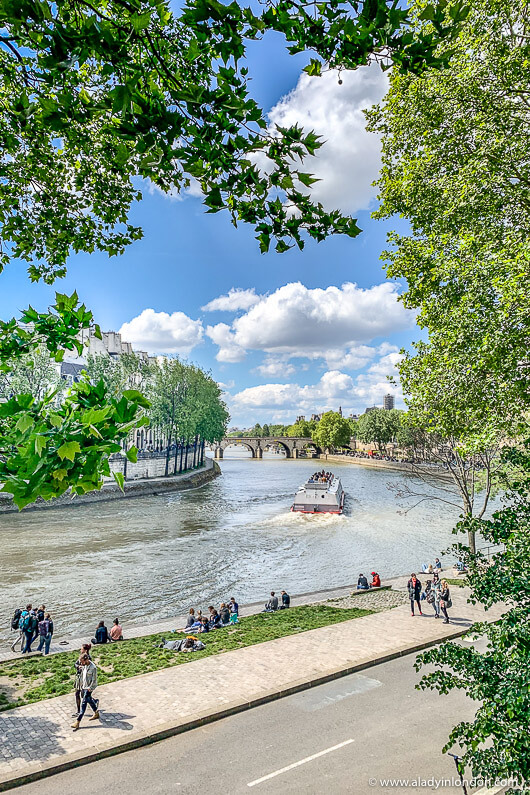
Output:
216,439,256,459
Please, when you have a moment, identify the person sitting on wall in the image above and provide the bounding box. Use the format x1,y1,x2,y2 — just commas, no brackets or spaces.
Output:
280,590,291,609
109,618,123,642
91,621,109,645
357,574,370,590
370,572,381,588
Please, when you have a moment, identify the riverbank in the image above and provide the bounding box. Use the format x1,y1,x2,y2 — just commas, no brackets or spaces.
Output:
321,453,450,477
0,458,221,514
0,582,501,792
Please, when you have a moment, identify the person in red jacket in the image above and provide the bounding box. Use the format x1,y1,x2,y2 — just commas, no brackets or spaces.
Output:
370,572,381,588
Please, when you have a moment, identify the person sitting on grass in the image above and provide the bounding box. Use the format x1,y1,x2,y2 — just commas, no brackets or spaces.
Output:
219,602,230,625
185,608,197,628
198,617,210,633
109,618,123,642
357,574,370,590
91,621,109,645
208,607,222,629
264,591,279,612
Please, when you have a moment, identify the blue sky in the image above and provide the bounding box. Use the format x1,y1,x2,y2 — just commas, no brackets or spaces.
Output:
0,32,419,428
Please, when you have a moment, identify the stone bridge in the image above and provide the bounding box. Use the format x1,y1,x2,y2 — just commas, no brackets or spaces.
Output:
214,436,323,459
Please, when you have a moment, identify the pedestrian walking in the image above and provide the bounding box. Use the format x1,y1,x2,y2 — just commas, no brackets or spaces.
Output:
73,644,92,716
71,653,100,731
37,613,54,655
440,580,452,624
407,573,423,616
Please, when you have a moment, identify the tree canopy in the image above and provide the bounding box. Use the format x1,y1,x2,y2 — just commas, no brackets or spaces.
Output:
311,410,351,449
0,0,467,280
356,407,401,452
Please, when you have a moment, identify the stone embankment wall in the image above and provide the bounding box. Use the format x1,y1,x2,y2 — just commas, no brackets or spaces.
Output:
107,449,195,481
0,457,221,514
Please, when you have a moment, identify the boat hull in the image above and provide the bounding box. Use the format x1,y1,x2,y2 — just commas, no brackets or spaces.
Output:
291,491,345,515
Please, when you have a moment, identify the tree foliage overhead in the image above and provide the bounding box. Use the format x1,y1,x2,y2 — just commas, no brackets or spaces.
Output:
366,0,530,425
0,0,468,279
415,442,530,791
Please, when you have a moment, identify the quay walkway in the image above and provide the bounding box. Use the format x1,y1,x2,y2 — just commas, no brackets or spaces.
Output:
0,580,500,791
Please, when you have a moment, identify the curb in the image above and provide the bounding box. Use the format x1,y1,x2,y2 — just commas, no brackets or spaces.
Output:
0,625,470,792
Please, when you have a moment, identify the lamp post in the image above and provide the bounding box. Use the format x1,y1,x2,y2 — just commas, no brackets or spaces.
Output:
448,754,468,795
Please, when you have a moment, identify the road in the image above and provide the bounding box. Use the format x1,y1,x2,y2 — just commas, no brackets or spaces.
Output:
15,644,481,795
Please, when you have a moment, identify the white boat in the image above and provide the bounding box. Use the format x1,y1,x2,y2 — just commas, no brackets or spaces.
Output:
291,473,345,514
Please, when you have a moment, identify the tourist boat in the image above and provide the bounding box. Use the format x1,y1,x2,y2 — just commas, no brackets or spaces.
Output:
291,473,345,514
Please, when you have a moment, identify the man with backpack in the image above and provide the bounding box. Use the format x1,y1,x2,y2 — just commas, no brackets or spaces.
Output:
37,613,54,655
20,605,38,654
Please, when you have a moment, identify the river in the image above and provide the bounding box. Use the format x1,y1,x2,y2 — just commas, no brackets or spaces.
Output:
0,454,463,637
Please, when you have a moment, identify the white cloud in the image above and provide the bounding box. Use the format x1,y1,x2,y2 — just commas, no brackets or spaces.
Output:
254,356,296,378
229,352,403,425
202,288,261,313
353,351,403,408
119,309,203,355
217,282,412,361
267,65,388,213
205,323,246,363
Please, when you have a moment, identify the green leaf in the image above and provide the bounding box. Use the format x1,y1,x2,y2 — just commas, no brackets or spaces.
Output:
113,471,125,491
57,441,82,461
15,415,34,434
34,436,47,457
126,445,138,463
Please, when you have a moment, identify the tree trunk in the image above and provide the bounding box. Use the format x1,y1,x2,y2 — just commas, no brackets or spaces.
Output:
192,435,198,467
123,440,128,481
179,439,184,473
173,439,179,475
164,431,172,477
200,439,205,465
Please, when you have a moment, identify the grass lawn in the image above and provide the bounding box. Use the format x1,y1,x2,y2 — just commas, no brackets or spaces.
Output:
0,604,373,711
444,578,467,588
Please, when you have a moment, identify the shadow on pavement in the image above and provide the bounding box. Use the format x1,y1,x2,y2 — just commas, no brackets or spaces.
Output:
0,715,66,763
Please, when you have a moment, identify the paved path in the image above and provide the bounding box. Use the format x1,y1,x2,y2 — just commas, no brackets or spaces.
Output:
10,642,494,795
0,584,498,790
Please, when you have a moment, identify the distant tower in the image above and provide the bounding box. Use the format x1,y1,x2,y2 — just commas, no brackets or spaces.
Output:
338,406,343,417
383,394,395,410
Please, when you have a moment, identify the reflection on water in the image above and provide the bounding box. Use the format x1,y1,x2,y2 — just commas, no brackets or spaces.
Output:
0,454,462,636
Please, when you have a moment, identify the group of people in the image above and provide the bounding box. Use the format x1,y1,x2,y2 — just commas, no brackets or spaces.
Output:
12,604,54,655
308,471,334,484
356,572,381,590
183,597,240,632
421,558,443,575
264,590,290,611
408,573,452,623
91,618,124,644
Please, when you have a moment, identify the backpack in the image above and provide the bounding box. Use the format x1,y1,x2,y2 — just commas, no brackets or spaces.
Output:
27,614,38,634
38,619,50,636
19,612,31,632
11,609,22,631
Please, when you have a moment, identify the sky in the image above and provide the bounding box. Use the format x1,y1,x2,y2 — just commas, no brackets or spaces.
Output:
0,31,420,429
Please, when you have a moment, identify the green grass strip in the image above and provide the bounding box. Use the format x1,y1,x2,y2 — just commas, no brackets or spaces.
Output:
0,604,373,711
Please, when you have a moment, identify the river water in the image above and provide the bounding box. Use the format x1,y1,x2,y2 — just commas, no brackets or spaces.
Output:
0,454,463,637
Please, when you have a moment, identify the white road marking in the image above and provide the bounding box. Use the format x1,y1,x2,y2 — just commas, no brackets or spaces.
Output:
247,739,355,787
